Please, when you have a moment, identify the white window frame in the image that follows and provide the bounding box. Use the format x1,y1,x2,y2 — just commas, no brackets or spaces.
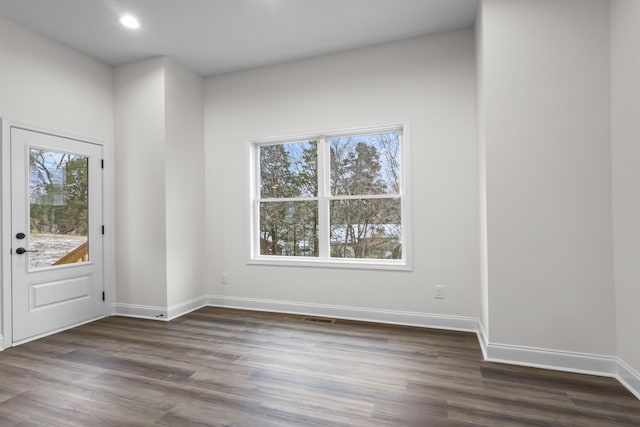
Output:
248,123,412,271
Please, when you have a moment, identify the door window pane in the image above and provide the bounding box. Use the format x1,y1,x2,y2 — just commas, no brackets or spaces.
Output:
29,149,89,270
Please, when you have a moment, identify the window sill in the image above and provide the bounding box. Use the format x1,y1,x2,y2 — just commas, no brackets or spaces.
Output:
248,256,412,271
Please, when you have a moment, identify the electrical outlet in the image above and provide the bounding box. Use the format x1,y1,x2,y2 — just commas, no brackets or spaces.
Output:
435,285,445,300
221,273,228,285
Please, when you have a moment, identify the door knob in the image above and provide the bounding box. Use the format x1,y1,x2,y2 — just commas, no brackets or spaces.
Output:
15,247,38,255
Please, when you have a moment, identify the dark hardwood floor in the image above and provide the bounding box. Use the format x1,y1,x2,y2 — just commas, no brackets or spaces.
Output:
0,307,638,426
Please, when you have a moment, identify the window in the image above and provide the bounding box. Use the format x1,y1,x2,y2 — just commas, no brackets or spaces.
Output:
250,124,410,270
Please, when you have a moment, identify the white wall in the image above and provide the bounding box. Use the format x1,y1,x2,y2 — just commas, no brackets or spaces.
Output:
114,57,206,310
0,17,113,140
480,0,615,355
611,0,640,376
205,30,480,318
165,59,206,306
114,58,168,307
0,16,113,340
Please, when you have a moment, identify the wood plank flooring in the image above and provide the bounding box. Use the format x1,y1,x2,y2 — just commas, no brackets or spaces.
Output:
0,307,638,426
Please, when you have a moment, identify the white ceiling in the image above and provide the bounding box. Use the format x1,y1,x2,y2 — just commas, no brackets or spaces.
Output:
0,0,478,77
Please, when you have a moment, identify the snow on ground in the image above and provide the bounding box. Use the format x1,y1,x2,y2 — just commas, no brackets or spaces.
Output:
28,234,87,269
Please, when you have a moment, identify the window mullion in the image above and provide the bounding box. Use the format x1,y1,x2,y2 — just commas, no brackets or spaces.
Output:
252,144,261,257
317,136,330,259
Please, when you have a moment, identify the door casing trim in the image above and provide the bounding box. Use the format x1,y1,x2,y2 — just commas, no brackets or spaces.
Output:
0,119,109,349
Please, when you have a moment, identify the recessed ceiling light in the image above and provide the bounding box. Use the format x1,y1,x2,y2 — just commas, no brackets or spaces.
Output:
119,15,140,29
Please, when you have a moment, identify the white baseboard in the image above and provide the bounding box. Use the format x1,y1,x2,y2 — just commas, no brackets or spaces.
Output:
484,342,619,377
167,296,209,320
0,335,4,351
112,303,169,321
617,358,640,400
206,294,479,332
473,320,613,377
113,296,209,322
483,340,640,400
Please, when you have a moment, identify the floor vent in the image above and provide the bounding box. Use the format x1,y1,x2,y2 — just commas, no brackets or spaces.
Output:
302,316,336,324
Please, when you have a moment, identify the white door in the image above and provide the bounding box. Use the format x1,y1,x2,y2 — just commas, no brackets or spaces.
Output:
11,126,104,343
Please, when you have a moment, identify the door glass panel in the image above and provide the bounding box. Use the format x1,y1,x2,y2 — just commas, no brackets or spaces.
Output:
29,149,89,270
